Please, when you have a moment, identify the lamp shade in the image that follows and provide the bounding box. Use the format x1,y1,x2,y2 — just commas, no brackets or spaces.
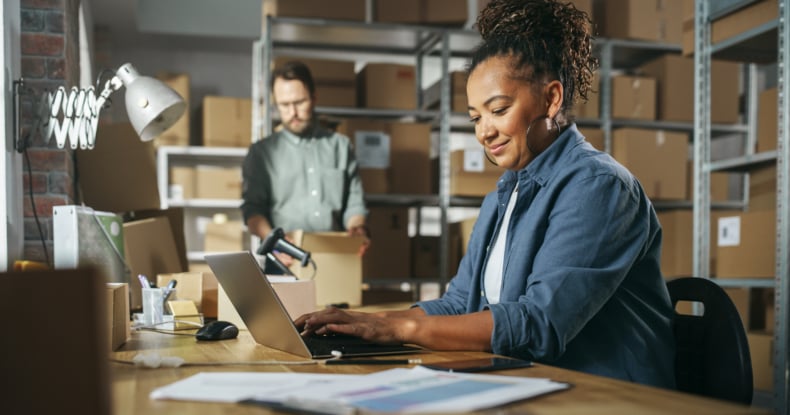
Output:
116,63,186,142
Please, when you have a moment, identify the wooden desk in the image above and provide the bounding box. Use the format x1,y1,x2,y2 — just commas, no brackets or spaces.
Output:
110,329,773,415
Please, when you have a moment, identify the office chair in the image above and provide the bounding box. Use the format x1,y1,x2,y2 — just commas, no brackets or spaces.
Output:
667,277,753,405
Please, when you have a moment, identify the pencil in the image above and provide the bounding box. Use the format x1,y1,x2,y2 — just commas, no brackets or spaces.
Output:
324,358,422,365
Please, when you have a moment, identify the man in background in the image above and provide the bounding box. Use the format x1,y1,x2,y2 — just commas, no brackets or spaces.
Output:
241,61,369,269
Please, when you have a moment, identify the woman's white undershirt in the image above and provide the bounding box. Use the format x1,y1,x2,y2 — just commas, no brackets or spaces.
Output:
483,185,519,304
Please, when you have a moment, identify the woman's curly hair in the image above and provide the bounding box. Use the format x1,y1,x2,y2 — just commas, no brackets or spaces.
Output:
470,0,598,113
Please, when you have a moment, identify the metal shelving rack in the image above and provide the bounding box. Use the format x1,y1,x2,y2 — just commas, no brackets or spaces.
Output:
693,0,789,412
252,16,483,292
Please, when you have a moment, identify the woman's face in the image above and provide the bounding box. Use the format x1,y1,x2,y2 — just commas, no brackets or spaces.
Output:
466,55,560,171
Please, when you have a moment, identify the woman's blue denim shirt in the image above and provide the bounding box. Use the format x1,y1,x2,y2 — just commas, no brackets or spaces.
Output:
416,124,676,389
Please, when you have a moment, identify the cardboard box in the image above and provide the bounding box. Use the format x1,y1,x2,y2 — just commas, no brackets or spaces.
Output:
375,0,468,25
725,287,750,331
194,166,242,199
638,55,740,124
389,123,432,194
686,160,730,202
106,283,130,351
747,331,774,392
716,210,776,278
336,119,432,194
448,149,503,197
459,216,476,256
157,272,204,312
658,209,739,278
359,168,389,194
758,87,777,152
594,0,683,44
411,228,462,279
262,0,366,21
749,165,777,212
169,166,196,200
75,122,160,213
187,263,219,318
424,0,468,25
579,127,605,151
218,278,317,330
274,56,357,107
154,72,190,147
682,0,776,59
611,128,688,200
611,75,656,120
572,72,599,119
0,268,111,415
423,71,468,113
357,63,416,110
204,220,247,252
657,210,693,278
363,206,411,281
123,216,185,310
290,231,367,306
749,287,775,332
124,207,189,271
202,96,252,147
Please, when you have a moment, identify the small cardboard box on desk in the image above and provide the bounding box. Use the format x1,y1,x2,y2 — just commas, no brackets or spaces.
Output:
106,283,130,350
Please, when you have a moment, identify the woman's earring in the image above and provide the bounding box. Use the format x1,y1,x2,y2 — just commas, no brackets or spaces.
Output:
483,148,498,166
525,115,560,156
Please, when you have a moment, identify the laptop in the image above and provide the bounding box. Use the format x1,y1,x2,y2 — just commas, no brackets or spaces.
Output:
204,251,422,359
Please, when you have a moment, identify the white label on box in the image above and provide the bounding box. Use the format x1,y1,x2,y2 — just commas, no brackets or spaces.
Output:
463,148,485,172
355,131,390,168
718,216,741,247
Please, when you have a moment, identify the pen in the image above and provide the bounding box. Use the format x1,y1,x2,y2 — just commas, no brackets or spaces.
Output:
138,274,151,289
325,358,422,365
162,279,177,306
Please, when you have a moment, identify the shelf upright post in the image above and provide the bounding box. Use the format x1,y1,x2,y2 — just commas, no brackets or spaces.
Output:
438,30,452,294
692,0,711,281
775,0,790,412
252,38,264,143
262,15,274,138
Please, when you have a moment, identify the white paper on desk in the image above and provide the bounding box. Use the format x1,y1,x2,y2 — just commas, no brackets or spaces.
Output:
149,372,360,403
251,366,570,414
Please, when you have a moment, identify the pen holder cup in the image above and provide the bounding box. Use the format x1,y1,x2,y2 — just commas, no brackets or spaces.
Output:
142,287,176,326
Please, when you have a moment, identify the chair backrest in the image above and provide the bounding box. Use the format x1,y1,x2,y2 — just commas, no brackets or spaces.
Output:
667,277,753,405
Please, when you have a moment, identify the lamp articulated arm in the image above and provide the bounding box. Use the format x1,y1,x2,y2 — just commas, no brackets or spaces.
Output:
18,62,185,151
36,75,122,150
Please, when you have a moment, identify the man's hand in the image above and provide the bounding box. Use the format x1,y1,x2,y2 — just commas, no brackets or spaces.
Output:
347,224,371,256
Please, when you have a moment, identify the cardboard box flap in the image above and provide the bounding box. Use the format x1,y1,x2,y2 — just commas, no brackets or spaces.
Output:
293,231,365,254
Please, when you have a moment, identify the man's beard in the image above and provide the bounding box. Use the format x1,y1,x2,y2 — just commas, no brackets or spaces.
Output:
284,116,314,137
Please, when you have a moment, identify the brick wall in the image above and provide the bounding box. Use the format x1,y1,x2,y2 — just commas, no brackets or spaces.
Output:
19,0,80,263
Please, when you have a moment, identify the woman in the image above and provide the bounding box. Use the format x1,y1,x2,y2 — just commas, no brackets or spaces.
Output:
296,0,676,388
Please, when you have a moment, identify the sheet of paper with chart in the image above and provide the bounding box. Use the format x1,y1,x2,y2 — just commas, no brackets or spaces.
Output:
245,366,569,414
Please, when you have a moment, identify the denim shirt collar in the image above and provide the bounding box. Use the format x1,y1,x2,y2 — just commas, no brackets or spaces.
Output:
497,123,584,195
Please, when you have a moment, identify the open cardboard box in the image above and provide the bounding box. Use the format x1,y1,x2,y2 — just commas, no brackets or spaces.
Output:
289,231,366,307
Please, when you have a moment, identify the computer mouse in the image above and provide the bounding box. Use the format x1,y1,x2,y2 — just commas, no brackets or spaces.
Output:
195,320,239,341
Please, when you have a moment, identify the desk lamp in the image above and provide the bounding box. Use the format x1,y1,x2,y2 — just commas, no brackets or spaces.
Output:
14,62,186,150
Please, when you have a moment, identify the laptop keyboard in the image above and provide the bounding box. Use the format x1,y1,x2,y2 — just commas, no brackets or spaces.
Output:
304,334,419,357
